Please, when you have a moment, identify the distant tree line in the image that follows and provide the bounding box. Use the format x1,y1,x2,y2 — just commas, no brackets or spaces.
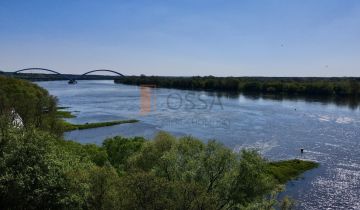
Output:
115,76,360,97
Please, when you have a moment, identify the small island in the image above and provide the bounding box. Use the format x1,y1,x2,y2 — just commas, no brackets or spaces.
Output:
56,107,138,131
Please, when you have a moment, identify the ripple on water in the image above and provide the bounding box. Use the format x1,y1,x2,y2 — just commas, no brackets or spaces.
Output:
300,166,360,210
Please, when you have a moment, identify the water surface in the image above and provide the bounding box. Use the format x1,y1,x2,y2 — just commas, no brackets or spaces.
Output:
37,80,360,210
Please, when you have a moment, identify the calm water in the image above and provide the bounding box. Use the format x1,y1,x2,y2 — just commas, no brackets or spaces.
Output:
37,80,360,210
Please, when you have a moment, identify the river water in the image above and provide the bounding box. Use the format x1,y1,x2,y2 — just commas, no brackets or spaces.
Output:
37,80,360,210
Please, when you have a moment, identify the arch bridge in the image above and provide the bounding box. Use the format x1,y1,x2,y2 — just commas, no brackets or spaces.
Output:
12,68,125,84
14,68,62,75
68,69,125,84
81,69,125,77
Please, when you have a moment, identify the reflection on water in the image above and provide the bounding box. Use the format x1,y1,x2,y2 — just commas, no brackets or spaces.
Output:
37,80,360,210
206,91,360,110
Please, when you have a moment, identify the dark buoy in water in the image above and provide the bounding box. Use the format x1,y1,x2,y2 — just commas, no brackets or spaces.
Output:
300,148,304,153
68,79,77,84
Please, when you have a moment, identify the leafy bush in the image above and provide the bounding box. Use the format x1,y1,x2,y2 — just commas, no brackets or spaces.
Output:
0,129,94,209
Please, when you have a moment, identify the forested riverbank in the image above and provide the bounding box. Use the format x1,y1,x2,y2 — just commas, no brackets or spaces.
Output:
115,76,360,97
0,76,318,209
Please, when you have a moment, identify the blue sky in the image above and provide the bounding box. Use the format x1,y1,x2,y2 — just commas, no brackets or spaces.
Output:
1,0,360,76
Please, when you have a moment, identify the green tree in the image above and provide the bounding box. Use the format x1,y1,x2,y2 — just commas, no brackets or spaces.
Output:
0,129,93,209
87,165,121,210
118,172,174,210
103,136,145,171
0,76,62,135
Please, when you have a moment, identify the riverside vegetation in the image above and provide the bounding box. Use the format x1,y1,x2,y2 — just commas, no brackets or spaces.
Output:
56,102,138,131
115,76,360,97
0,76,318,210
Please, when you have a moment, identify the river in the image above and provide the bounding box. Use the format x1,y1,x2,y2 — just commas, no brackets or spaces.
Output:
37,80,360,210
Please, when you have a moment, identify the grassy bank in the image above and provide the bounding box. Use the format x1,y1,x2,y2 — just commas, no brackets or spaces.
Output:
56,106,139,131
56,110,76,118
268,159,319,184
62,119,139,131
